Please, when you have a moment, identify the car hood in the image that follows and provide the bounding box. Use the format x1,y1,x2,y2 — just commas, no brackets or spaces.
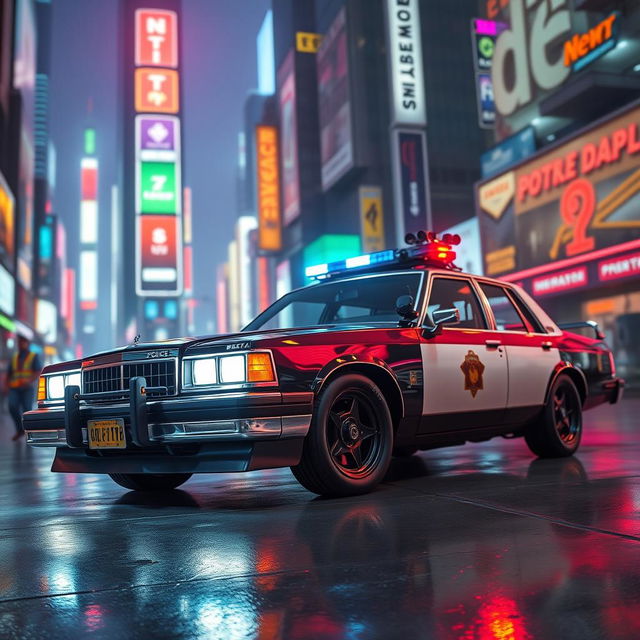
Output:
84,324,387,361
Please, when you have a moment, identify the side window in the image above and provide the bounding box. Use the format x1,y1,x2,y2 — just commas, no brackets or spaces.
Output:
478,283,528,332
427,277,487,330
509,290,547,333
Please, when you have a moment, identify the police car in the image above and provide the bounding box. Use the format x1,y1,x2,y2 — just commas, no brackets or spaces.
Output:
24,232,623,497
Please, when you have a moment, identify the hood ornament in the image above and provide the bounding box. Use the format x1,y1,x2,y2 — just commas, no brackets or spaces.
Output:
132,333,141,346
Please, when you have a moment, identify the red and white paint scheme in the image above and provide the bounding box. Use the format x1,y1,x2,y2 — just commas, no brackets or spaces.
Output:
24,232,623,498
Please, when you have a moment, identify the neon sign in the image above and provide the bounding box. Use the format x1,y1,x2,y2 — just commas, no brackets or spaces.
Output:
135,9,178,68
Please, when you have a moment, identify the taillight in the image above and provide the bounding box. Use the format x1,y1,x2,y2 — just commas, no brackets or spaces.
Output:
247,352,276,382
37,376,46,402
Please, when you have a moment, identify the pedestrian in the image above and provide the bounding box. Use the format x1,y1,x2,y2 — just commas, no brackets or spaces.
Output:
5,335,42,441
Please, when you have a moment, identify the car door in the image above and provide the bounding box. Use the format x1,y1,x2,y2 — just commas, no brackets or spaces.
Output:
476,281,560,421
419,274,509,433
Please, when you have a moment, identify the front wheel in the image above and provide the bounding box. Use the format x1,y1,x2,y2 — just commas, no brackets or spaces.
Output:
525,374,582,458
291,374,393,497
108,473,192,491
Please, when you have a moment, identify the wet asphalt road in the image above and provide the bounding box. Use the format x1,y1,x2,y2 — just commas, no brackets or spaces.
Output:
1,399,640,639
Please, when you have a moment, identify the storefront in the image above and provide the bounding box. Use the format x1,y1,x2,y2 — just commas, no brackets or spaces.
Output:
476,100,640,384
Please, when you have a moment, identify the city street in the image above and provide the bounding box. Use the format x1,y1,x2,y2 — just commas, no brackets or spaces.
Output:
0,399,638,639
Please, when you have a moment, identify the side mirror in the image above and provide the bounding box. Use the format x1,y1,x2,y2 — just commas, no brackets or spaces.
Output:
396,295,419,327
423,307,460,338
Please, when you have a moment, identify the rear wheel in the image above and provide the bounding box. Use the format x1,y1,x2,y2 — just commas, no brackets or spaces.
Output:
292,374,393,497
108,473,192,492
525,374,582,458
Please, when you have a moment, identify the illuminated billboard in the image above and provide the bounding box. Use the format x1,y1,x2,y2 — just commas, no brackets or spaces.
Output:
317,7,354,190
136,115,179,161
477,102,640,293
136,215,182,296
133,6,183,299
135,9,178,68
137,161,179,214
385,0,426,127
0,171,15,268
255,125,282,252
277,50,300,225
135,68,179,113
79,250,98,308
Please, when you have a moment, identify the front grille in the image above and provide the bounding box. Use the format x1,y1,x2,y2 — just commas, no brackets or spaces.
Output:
83,360,177,399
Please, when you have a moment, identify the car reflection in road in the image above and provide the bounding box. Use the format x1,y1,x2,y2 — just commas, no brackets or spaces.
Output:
3,453,640,640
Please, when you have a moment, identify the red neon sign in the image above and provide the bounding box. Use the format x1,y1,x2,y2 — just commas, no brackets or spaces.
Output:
599,252,640,282
135,9,178,68
81,160,98,200
532,266,588,296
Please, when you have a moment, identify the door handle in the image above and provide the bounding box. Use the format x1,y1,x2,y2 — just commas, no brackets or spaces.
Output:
485,339,502,349
541,341,553,351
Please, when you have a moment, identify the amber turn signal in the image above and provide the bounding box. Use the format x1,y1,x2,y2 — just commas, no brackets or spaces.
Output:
247,353,275,382
37,376,46,402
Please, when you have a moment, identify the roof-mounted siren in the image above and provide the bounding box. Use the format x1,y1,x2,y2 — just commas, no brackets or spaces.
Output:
405,229,462,270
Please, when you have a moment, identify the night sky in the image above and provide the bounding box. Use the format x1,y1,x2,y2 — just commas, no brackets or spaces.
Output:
50,0,270,336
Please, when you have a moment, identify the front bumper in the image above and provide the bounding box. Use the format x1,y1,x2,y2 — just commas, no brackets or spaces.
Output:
23,377,313,474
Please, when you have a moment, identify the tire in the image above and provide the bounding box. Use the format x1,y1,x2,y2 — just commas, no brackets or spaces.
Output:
525,374,582,458
108,473,192,491
291,374,393,497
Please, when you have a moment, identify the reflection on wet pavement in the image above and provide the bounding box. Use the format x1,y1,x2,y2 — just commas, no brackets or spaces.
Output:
1,400,640,638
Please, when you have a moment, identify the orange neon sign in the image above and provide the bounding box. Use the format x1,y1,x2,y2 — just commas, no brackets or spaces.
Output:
135,9,178,68
135,68,179,113
564,13,617,70
256,126,282,252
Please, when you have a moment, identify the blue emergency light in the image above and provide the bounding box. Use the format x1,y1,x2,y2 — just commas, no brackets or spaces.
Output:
305,231,461,280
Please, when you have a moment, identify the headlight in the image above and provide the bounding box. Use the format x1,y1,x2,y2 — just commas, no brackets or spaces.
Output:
47,375,66,400
219,355,245,383
40,370,81,403
192,358,217,385
183,351,276,388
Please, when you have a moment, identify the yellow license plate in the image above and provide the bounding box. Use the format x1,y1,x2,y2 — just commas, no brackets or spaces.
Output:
87,419,126,450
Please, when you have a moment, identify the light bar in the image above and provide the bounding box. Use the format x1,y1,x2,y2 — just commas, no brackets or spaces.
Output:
304,233,460,281
306,249,396,280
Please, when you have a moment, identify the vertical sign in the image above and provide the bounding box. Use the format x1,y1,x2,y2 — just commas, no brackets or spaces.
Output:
277,50,300,225
134,7,183,297
317,7,354,190
256,125,282,252
79,155,98,314
359,186,385,253
393,130,431,240
385,0,426,127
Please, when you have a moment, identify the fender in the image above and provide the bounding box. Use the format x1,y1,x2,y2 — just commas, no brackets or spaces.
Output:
312,355,405,418
544,361,588,406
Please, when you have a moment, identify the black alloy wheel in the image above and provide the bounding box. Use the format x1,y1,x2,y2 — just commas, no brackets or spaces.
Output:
292,373,393,497
327,389,384,478
525,374,582,458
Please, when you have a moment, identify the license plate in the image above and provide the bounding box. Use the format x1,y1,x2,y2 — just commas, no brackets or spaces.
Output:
87,419,126,450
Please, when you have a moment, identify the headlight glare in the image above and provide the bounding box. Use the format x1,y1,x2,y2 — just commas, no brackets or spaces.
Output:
192,358,217,386
47,375,65,400
219,355,246,383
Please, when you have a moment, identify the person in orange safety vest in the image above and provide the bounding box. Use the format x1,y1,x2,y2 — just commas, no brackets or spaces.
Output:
5,335,42,441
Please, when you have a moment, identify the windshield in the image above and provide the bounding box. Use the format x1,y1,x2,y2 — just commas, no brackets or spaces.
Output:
244,272,423,331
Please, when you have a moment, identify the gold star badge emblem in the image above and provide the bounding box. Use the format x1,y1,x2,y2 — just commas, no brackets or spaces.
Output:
460,350,485,398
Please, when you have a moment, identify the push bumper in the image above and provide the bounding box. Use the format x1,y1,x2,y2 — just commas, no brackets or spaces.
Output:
23,378,313,474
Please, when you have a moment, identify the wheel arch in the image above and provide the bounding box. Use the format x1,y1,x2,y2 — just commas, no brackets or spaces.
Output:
312,358,405,433
545,362,588,407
